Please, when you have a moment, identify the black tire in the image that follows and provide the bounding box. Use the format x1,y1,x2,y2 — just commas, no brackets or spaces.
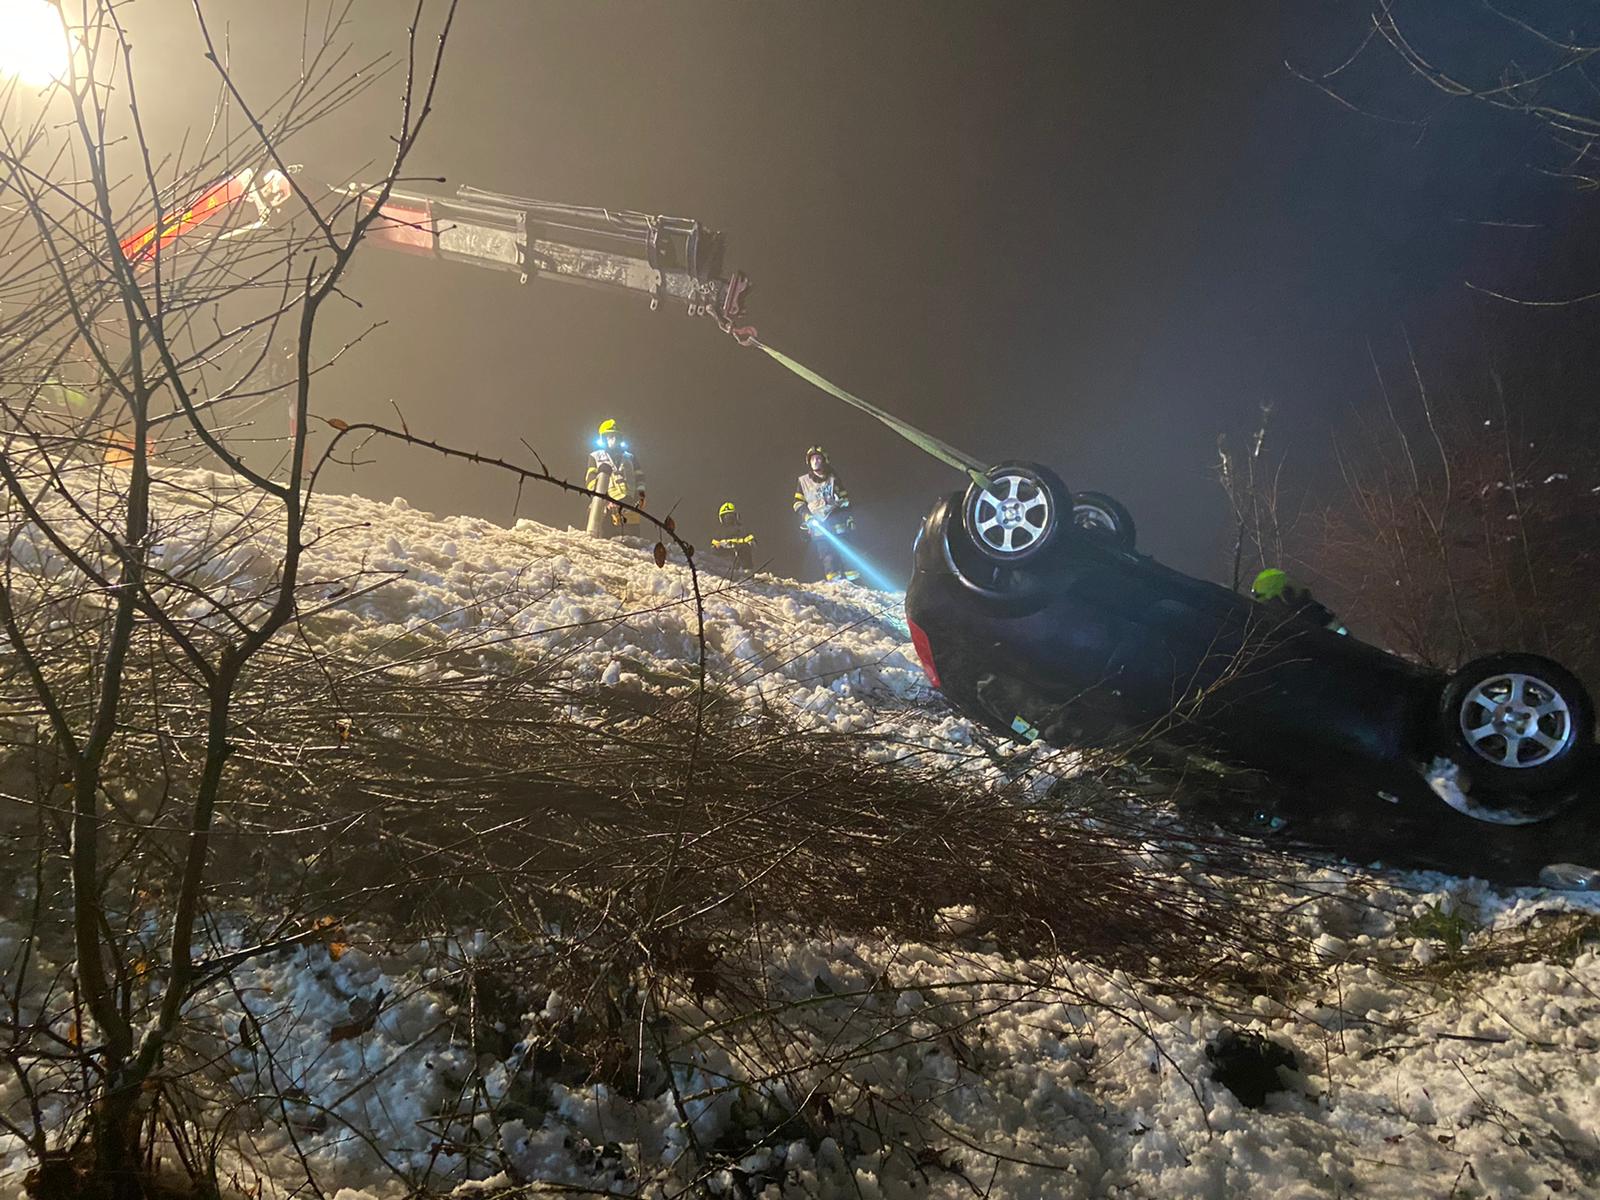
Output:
1072,490,1137,550
1437,653,1595,794
961,461,1069,566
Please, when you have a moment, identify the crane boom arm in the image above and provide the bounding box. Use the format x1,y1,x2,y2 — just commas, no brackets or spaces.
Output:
353,183,748,321
118,168,751,324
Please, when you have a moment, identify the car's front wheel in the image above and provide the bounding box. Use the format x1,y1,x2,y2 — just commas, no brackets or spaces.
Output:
962,461,1068,565
1438,653,1594,795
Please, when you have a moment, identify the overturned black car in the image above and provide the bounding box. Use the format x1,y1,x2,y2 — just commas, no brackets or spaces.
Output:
904,461,1598,829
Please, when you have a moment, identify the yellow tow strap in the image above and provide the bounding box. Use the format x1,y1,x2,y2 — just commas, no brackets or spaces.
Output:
749,338,993,493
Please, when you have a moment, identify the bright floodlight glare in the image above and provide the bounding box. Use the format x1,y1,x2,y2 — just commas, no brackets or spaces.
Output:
0,0,70,87
808,518,902,594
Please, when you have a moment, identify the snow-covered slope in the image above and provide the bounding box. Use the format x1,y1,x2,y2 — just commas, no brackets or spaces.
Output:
183,474,1003,769
2,473,1598,1200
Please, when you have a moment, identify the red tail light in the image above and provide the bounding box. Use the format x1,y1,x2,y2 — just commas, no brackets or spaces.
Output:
907,617,941,688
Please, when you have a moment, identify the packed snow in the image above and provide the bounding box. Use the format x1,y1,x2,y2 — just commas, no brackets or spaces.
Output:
2,470,1598,1199
172,472,999,770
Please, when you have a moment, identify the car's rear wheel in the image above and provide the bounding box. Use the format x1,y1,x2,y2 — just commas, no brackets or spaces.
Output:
962,461,1068,565
1438,653,1594,794
1072,490,1137,550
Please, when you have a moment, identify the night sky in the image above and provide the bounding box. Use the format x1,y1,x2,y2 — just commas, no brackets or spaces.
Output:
142,2,1600,581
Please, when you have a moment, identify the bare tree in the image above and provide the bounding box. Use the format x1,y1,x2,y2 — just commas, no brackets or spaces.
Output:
1286,5,1600,675
1299,1,1600,301
0,2,458,1191
1303,3,1600,151
1216,401,1288,593
1302,352,1598,683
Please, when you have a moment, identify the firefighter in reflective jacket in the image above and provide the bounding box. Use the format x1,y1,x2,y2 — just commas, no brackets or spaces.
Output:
709,501,758,574
585,418,645,537
794,445,857,581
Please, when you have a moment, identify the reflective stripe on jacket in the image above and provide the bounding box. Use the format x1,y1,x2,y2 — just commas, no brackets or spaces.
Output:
794,471,846,517
587,448,644,503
